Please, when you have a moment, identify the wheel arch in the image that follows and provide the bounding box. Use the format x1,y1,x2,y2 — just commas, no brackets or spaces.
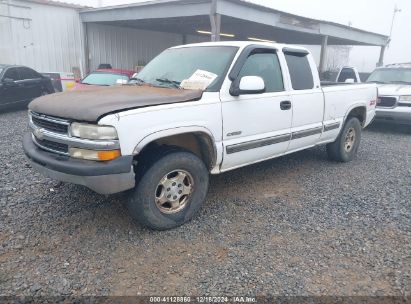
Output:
344,104,367,127
133,126,218,171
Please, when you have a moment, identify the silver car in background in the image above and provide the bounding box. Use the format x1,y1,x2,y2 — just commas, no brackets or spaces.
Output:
367,63,411,125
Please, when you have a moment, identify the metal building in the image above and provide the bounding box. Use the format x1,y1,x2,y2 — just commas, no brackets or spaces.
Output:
80,0,389,73
1,0,389,77
0,0,86,74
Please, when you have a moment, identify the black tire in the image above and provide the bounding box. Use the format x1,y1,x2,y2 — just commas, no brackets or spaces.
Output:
127,149,209,230
327,117,362,162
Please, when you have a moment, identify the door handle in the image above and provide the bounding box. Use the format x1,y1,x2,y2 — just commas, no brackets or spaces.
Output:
280,100,292,110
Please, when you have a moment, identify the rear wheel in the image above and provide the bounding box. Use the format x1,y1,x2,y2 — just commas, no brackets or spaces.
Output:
327,117,362,162
127,150,209,230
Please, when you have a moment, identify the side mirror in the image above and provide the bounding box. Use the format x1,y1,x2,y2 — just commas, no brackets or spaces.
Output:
230,76,265,96
345,78,355,83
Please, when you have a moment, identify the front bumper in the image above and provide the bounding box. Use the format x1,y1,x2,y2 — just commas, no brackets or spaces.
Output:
23,134,135,194
375,107,411,125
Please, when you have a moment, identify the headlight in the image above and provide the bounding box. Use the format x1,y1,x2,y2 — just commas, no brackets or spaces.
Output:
69,147,121,161
399,95,411,102
70,123,118,140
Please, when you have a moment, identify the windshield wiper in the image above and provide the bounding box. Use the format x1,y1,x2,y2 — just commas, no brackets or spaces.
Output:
156,78,181,89
129,77,146,85
367,80,386,84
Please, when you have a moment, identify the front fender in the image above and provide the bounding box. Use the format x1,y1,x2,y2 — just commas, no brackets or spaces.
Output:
133,125,216,154
133,126,223,174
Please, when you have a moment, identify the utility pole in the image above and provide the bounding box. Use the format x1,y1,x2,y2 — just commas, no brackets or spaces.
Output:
378,5,401,67
388,5,401,46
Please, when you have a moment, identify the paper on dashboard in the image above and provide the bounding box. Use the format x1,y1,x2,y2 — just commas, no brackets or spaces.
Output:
180,70,218,90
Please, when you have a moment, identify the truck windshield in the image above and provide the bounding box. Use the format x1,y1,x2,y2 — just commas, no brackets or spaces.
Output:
367,68,411,84
135,46,238,91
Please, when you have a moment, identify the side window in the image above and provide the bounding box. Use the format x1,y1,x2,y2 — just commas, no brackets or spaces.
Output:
284,53,314,90
238,52,284,93
20,67,39,80
338,68,357,83
3,68,19,81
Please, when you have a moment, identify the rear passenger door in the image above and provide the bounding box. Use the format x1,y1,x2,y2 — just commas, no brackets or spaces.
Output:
18,67,43,101
221,48,292,171
284,50,324,152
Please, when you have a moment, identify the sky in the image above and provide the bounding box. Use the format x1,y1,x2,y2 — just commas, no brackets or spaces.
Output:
66,0,411,72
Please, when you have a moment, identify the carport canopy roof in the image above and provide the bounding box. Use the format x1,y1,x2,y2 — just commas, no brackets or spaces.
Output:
80,0,388,46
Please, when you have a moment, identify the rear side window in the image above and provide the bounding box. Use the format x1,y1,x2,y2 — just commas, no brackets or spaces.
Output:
338,68,357,83
20,67,39,80
284,53,314,90
3,68,20,81
238,52,284,92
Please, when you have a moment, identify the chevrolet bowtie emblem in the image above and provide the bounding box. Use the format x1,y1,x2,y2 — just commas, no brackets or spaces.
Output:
34,128,45,140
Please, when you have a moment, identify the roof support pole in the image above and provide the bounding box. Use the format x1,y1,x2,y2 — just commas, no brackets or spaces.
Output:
377,45,386,67
319,35,329,75
210,0,220,42
82,22,90,76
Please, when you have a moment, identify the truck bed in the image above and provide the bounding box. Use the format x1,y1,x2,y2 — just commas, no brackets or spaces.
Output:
321,83,377,128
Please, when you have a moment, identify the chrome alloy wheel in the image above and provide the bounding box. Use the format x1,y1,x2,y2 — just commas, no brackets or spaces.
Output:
155,170,194,214
344,127,356,152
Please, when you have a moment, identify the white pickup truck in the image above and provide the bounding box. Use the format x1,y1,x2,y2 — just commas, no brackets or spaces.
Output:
23,42,377,230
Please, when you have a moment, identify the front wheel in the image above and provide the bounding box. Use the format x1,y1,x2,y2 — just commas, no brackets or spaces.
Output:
127,150,209,230
327,117,362,162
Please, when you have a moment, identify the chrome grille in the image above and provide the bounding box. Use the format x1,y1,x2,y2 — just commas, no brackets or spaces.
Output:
30,112,70,134
28,111,120,157
377,97,397,108
29,111,71,155
32,116,68,134
33,136,69,155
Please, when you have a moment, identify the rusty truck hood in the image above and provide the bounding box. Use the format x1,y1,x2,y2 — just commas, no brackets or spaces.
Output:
29,85,203,122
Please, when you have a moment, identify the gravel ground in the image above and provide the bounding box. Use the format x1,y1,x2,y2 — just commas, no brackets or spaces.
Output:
0,109,410,297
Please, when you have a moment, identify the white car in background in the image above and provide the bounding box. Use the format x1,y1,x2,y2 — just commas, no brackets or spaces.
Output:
367,63,411,125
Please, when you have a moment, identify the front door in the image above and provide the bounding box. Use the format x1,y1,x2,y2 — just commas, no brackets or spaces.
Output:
221,50,292,171
0,68,22,106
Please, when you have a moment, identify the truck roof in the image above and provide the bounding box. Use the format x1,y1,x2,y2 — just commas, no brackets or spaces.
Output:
171,41,309,53
0,64,24,68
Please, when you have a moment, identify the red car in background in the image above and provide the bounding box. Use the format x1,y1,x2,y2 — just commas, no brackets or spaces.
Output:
72,69,135,91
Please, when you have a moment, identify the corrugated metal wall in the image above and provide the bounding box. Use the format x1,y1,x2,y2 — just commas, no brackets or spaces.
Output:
0,0,84,74
86,23,185,71
0,0,212,75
